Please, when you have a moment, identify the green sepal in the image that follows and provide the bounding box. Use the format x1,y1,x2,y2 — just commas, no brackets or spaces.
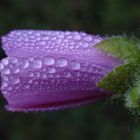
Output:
95,36,140,63
125,80,140,112
95,36,140,113
95,36,140,94
97,63,140,94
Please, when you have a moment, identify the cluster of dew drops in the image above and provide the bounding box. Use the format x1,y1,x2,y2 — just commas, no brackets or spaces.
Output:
0,30,107,95
0,55,107,95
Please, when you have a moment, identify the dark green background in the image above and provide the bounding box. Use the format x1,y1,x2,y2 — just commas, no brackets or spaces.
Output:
0,0,140,140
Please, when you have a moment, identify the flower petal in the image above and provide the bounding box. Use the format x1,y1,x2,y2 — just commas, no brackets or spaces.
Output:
2,30,103,57
0,30,122,112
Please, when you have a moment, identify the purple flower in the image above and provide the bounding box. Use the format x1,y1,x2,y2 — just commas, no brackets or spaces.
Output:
0,30,122,112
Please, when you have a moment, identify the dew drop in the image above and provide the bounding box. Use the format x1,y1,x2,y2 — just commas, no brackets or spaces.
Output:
56,58,68,67
7,87,12,91
48,74,53,78
28,79,33,84
36,72,41,77
10,76,20,84
34,81,39,85
74,71,81,77
28,57,34,62
90,75,96,81
28,72,34,77
2,90,8,95
20,59,29,69
3,68,11,75
80,32,86,36
73,35,81,40
47,67,56,73
31,59,42,69
55,74,60,78
63,39,68,43
39,41,46,45
1,82,8,88
63,71,71,78
44,57,55,65
65,31,70,35
42,36,49,40
59,34,64,38
1,58,9,65
15,86,19,90
87,66,93,72
11,67,20,74
81,66,86,72
2,75,9,81
56,39,62,44
84,36,93,41
0,63,4,70
76,78,80,81
42,73,47,79
24,84,30,89
81,42,89,48
70,61,81,70
69,46,74,49
10,57,18,64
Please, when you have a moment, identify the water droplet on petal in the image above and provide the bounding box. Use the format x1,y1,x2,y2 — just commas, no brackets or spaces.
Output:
11,67,20,74
28,72,34,77
7,87,12,91
65,31,70,35
84,36,93,41
28,79,33,84
28,57,34,62
47,67,56,73
39,41,46,45
70,61,81,70
34,81,39,85
87,66,93,72
31,59,42,69
56,58,68,67
44,57,55,65
81,42,89,48
2,90,8,95
59,34,64,38
10,76,20,84
15,86,19,90
1,58,9,65
63,71,71,78
73,35,81,40
0,63,4,70
36,72,41,77
2,75,9,81
55,74,60,78
42,73,47,79
3,68,11,75
48,74,53,78
56,39,62,44
24,84,30,89
1,82,8,88
42,36,49,40
20,59,29,69
10,57,18,64
74,71,81,77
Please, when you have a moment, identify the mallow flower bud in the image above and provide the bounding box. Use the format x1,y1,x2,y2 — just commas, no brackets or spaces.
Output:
0,30,139,113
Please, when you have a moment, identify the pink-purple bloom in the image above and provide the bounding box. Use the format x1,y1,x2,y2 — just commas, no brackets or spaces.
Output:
0,30,122,112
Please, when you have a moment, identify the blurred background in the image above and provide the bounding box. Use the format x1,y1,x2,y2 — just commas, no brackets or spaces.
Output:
0,0,140,140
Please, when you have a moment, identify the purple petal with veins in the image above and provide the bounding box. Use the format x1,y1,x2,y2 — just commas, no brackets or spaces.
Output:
0,30,122,112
